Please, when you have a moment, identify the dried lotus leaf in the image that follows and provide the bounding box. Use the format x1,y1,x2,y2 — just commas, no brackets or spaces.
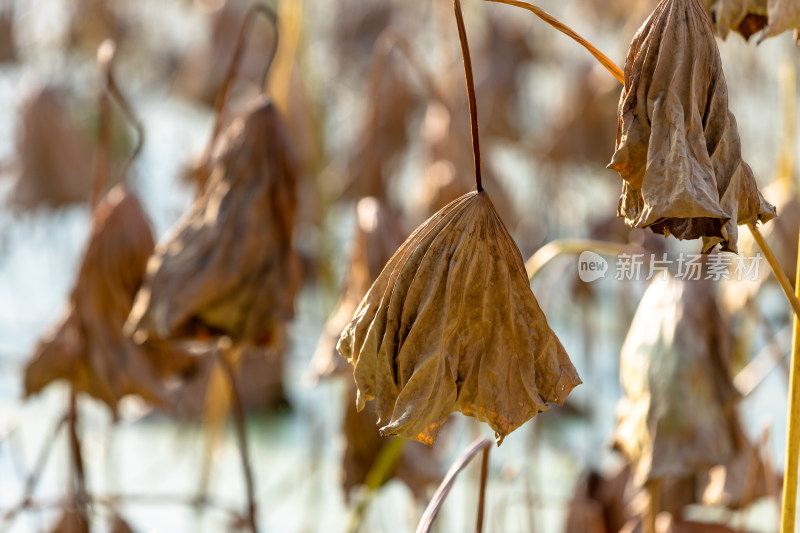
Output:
614,277,741,484
338,191,580,446
704,0,767,39
763,0,800,39
127,98,301,345
610,0,775,253
10,87,94,209
309,197,405,382
25,186,168,411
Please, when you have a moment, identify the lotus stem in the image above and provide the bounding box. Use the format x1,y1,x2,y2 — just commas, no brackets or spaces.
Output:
525,239,645,280
216,344,258,533
346,436,406,533
454,0,483,192
199,3,279,194
749,224,800,319
415,437,493,533
67,390,89,522
781,230,800,533
484,0,624,85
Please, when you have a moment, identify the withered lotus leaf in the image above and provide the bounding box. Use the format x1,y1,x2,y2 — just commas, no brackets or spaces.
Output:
763,0,800,38
609,0,775,253
614,277,741,484
25,186,168,410
337,191,581,446
309,197,405,382
703,0,767,39
127,98,301,345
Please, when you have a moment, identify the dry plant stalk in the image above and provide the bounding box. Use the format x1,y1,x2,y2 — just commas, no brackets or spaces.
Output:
127,99,301,345
609,0,775,253
49,509,90,533
337,0,580,446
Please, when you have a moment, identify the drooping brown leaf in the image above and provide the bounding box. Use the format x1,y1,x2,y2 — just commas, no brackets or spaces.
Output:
25,186,172,410
763,0,800,38
309,197,405,382
614,276,741,484
341,382,439,501
337,191,581,446
49,510,90,533
609,0,775,253
127,98,301,345
9,87,95,209
703,0,768,39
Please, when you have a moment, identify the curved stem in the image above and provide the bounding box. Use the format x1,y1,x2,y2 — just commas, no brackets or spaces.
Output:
199,3,279,194
525,239,646,280
453,0,483,192
415,437,492,533
97,39,144,187
485,0,624,84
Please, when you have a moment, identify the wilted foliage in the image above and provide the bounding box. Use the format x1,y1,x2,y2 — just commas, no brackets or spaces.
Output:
25,186,168,411
310,197,405,382
128,99,301,345
9,88,95,209
609,0,775,253
338,191,580,445
614,277,741,484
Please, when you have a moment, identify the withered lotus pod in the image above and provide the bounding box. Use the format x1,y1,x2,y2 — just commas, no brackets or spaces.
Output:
25,186,166,411
127,98,301,345
609,0,775,253
337,191,581,445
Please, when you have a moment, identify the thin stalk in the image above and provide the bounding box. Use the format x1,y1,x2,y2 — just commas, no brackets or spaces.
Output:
97,39,144,185
750,224,800,319
415,437,493,533
781,230,800,533
216,345,258,533
346,437,406,533
91,43,114,209
484,0,624,84
475,443,490,533
198,3,279,194
453,0,483,192
67,391,88,521
525,239,646,280
1,414,68,527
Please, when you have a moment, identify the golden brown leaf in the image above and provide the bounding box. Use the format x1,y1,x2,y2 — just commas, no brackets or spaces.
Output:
25,186,168,410
337,191,580,446
614,277,741,484
127,99,301,345
609,0,775,253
